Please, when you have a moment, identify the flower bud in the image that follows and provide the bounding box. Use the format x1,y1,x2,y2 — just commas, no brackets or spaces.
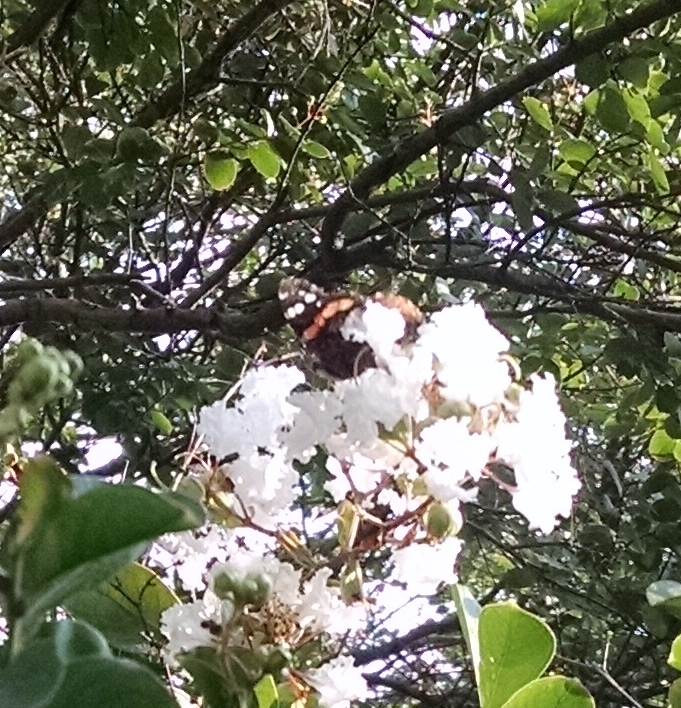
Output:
425,502,455,540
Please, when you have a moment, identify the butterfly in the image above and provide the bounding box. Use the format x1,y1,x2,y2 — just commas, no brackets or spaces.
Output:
278,277,422,378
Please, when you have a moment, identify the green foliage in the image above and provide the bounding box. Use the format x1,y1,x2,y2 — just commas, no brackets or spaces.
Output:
0,620,179,708
0,0,680,705
0,457,203,648
478,603,556,708
204,151,240,191
63,563,179,653
456,593,593,708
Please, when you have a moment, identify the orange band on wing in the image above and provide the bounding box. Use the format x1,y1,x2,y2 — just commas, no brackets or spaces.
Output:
301,296,357,341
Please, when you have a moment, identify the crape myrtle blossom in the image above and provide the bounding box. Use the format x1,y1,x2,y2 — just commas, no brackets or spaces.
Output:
153,525,273,593
303,655,371,708
159,297,580,707
495,374,581,533
160,552,365,655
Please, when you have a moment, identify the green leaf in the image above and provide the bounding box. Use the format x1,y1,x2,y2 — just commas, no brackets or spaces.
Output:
147,6,179,67
0,620,179,708
181,646,240,708
558,139,595,166
669,634,681,671
612,279,640,301
649,428,675,457
358,94,388,129
527,145,550,180
247,141,282,179
535,0,580,32
478,603,556,708
62,125,94,161
204,151,239,191
671,678,681,708
254,674,280,708
575,55,610,89
136,52,165,89
646,121,670,153
647,580,681,620
410,0,434,18
301,140,332,159
538,189,579,215
63,563,179,652
510,174,535,232
618,57,650,87
522,97,553,131
6,457,204,644
502,676,594,708
595,87,630,133
150,408,173,435
622,88,651,126
452,585,482,685
647,151,669,194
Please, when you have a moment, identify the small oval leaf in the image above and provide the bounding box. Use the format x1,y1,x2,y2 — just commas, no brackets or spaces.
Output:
247,141,282,179
204,151,239,191
522,97,553,131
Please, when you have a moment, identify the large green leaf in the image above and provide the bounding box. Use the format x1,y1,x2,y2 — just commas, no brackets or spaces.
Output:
502,676,594,708
6,457,203,644
247,141,282,179
669,634,681,672
452,585,482,685
0,620,179,708
522,97,553,132
63,562,179,652
670,678,681,708
478,603,556,708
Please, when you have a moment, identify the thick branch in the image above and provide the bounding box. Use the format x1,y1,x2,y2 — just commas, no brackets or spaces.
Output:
0,298,278,340
422,261,681,332
319,0,681,265
0,189,50,253
3,0,73,53
353,616,459,665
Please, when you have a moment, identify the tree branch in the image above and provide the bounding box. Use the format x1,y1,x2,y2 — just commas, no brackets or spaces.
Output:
3,0,74,53
0,298,279,340
319,0,681,267
133,0,296,128
422,260,681,333
0,0,293,253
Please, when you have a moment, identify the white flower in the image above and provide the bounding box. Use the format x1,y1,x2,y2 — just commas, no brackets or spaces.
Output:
495,374,580,533
155,526,275,593
416,418,494,500
324,455,383,502
341,300,408,366
155,526,230,592
298,568,366,636
281,390,342,462
228,451,297,524
197,365,304,458
417,303,511,406
160,590,225,664
391,536,463,594
305,655,369,708
336,369,416,443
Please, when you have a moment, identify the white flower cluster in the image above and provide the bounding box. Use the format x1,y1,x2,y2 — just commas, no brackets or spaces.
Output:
160,299,580,707
161,544,365,656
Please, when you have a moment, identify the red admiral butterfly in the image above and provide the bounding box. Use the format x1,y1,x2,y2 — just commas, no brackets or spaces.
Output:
278,277,423,379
